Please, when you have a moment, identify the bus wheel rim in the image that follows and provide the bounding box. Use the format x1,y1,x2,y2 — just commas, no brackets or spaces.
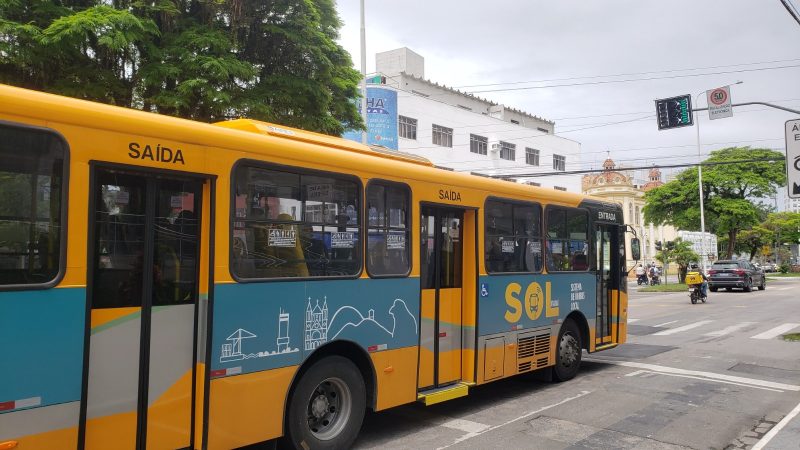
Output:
306,377,352,440
559,333,579,367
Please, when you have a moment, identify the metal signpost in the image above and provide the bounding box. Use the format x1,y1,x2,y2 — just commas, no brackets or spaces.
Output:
787,119,800,199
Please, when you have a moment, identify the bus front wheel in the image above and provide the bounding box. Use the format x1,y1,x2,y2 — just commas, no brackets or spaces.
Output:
553,319,582,382
285,356,366,450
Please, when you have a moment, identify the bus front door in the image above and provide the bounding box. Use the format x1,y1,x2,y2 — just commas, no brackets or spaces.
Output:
81,167,207,450
419,206,464,389
595,223,619,346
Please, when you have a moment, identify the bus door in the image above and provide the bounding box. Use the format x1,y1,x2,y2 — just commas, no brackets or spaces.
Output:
419,206,464,389
595,223,619,345
82,167,207,450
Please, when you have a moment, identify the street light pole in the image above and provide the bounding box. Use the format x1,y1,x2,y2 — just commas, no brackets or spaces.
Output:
695,102,708,272
694,82,743,271
360,0,367,145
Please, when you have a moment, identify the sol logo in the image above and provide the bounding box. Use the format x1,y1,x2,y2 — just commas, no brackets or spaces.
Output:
504,281,560,323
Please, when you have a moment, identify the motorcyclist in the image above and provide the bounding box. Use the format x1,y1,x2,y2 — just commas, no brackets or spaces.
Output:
688,263,708,298
635,264,646,284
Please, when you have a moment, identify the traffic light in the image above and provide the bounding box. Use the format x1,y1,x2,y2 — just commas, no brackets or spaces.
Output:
655,95,693,130
655,240,662,251
666,240,675,250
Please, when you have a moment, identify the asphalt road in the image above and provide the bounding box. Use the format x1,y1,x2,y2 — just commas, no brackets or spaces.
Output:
352,277,800,450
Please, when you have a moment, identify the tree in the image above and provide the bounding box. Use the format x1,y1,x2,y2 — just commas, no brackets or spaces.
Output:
0,0,364,132
670,238,700,283
643,147,786,259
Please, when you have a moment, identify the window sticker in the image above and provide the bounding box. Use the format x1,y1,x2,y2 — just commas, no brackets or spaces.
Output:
331,232,355,249
502,240,515,253
268,229,296,247
387,233,406,250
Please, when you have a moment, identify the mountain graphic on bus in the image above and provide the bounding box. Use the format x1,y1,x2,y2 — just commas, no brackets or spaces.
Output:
326,298,418,345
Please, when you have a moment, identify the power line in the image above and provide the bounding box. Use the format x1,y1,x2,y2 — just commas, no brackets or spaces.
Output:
467,64,800,94
481,157,785,178
454,57,800,89
779,0,800,26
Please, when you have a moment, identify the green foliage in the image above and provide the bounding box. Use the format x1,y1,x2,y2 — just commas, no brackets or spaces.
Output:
0,0,364,131
779,263,790,274
643,147,786,259
653,238,698,283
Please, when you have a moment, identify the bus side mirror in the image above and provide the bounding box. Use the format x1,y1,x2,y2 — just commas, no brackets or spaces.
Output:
630,238,641,261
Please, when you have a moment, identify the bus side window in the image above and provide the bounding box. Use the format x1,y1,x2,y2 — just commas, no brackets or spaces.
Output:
366,181,410,277
546,207,588,272
232,163,361,280
0,124,67,287
484,199,542,274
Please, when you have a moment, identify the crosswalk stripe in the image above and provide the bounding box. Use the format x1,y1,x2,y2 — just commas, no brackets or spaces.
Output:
653,320,713,336
704,322,755,337
627,318,640,323
750,323,800,340
655,320,678,327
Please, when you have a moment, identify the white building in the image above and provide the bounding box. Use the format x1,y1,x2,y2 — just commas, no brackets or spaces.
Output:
677,231,719,269
345,48,583,191
785,195,800,213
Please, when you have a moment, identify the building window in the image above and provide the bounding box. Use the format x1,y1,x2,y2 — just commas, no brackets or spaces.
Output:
629,203,633,223
470,134,487,155
398,116,417,140
525,147,540,166
553,154,566,171
511,119,520,124
232,164,361,279
537,127,549,134
635,206,640,225
432,124,453,148
366,182,410,277
500,141,516,161
0,124,67,286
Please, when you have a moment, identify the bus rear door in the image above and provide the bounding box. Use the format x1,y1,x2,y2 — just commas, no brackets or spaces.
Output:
81,166,211,450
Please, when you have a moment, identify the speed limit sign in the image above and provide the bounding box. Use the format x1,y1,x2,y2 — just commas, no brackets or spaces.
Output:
707,86,732,120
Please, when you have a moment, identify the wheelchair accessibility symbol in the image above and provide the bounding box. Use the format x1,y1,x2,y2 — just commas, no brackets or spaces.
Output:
480,283,489,297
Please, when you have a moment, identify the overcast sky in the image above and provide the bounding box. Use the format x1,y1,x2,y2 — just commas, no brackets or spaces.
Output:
335,0,800,197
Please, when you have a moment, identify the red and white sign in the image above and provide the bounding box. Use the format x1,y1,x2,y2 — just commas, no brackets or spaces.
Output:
707,86,733,120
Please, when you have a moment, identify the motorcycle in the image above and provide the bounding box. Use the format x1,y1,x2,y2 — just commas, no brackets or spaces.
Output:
685,271,706,304
688,283,705,304
637,274,649,285
649,273,661,285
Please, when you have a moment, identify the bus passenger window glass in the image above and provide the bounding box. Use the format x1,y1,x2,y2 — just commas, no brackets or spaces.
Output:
233,164,360,279
93,172,147,307
367,183,410,276
485,200,542,274
0,125,65,286
546,208,588,272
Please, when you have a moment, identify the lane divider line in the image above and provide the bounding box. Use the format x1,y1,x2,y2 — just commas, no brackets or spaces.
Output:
437,390,592,449
752,400,800,450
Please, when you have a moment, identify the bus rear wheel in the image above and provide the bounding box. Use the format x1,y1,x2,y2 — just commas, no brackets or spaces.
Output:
553,319,582,382
285,356,366,450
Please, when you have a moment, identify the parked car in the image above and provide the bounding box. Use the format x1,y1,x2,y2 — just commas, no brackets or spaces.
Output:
708,260,766,292
762,262,777,273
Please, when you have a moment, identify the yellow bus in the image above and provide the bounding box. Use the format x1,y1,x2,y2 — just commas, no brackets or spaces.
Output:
0,84,636,450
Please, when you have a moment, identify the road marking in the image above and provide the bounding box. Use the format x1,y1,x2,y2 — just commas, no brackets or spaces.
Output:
440,418,490,434
436,390,591,449
653,320,713,336
750,323,800,340
752,399,800,450
626,369,783,392
704,322,755,337
589,360,800,392
655,320,678,327
627,318,640,323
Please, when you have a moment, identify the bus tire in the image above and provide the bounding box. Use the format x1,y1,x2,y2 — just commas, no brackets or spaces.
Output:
553,319,582,382
285,356,366,450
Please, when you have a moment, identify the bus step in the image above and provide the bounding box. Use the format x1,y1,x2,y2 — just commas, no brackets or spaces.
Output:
594,343,618,352
417,382,471,406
